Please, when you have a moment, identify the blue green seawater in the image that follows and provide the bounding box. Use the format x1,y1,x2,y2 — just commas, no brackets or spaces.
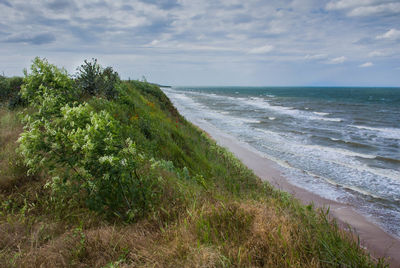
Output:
162,86,400,238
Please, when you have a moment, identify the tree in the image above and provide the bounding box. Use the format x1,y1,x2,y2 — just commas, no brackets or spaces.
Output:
76,59,120,99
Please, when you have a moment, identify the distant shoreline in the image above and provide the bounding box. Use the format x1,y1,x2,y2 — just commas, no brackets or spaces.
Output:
190,118,400,267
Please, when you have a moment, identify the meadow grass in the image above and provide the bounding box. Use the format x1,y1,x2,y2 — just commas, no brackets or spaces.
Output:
0,80,388,267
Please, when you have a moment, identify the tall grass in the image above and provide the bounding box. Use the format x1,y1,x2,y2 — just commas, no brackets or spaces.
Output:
0,108,26,190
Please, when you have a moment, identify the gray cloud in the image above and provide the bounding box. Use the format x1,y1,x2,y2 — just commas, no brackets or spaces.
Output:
142,0,180,10
3,33,56,45
0,0,11,7
46,0,76,11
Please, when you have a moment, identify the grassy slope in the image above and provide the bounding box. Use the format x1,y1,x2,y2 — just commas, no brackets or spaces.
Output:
0,81,387,267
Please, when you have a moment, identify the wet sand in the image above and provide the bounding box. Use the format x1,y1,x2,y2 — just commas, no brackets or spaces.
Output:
193,118,400,267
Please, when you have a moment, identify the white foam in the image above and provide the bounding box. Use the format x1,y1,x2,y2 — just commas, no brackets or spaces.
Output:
340,184,382,199
313,112,330,116
268,117,276,120
295,169,383,199
171,90,343,124
296,144,400,181
257,133,400,182
304,145,377,160
313,117,342,122
239,97,343,123
350,125,400,140
241,118,261,124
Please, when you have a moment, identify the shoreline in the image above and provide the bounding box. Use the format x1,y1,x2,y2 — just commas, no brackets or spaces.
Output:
192,118,400,267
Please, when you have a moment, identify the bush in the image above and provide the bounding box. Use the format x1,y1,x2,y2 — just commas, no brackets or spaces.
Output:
17,58,183,221
0,76,25,108
20,57,77,112
76,59,120,99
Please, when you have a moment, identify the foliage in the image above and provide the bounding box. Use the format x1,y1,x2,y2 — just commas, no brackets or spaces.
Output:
0,75,25,109
100,66,120,99
17,58,188,221
76,59,101,96
76,59,120,99
19,100,156,219
21,57,76,109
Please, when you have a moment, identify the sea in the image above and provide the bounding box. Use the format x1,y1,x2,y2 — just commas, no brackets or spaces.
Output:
162,86,400,238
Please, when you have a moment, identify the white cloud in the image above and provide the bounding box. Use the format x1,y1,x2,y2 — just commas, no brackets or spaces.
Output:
368,50,385,57
248,45,274,54
349,3,400,16
326,1,400,17
326,0,376,10
328,56,347,64
359,62,373,67
376,29,400,40
304,54,328,60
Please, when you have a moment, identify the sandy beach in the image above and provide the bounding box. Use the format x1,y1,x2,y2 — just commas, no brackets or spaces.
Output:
192,118,400,268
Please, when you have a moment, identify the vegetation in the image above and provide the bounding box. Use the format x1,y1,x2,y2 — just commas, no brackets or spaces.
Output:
76,58,120,99
0,58,387,267
0,75,25,109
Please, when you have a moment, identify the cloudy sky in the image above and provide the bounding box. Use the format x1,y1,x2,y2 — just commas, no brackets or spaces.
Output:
0,0,399,86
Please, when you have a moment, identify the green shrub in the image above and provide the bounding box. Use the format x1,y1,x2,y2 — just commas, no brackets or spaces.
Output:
19,100,146,219
0,76,26,109
76,59,120,99
21,57,76,109
17,58,188,221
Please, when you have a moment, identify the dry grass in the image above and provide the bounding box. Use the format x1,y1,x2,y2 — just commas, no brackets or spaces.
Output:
146,200,321,268
0,197,322,267
0,108,28,191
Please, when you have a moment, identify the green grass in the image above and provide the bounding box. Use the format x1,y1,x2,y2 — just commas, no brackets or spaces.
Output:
0,79,388,267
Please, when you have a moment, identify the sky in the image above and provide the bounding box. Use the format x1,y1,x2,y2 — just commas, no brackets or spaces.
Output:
0,0,399,86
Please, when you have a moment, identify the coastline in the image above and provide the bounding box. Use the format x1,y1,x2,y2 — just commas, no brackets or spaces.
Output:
192,118,400,267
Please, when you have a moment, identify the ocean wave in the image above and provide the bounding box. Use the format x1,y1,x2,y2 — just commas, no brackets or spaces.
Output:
319,156,400,182
260,136,400,182
313,173,385,200
304,144,376,159
239,97,344,123
313,112,330,116
296,144,400,182
311,135,372,149
335,139,372,149
170,89,345,124
241,118,261,124
375,156,400,164
349,125,400,140
315,117,342,122
339,184,382,200
266,155,384,201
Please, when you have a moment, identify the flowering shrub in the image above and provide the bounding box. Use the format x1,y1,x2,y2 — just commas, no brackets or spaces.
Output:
20,57,77,110
17,58,177,220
